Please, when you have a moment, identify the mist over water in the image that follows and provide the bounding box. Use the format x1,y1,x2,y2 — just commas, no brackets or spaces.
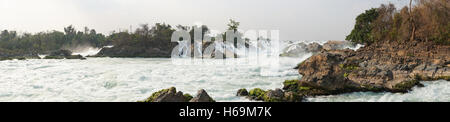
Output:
0,40,448,102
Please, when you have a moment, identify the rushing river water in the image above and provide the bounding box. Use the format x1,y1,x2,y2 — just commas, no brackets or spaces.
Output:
0,57,301,102
0,40,448,102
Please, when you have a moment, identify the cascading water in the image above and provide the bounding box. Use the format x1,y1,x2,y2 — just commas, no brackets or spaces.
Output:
72,45,114,57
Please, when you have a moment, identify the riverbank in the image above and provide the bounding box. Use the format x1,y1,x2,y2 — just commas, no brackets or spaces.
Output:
236,40,449,102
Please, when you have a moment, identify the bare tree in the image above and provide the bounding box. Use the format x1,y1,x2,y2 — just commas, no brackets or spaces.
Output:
409,0,416,41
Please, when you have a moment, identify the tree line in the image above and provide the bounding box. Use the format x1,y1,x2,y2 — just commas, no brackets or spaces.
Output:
0,19,244,55
346,0,449,45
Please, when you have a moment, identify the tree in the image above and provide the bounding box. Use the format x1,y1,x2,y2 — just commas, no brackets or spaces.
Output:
227,19,240,32
345,8,379,44
409,0,416,41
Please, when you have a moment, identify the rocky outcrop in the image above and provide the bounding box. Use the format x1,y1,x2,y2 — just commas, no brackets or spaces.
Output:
96,45,175,58
281,42,322,57
140,87,215,102
305,42,323,52
0,48,40,60
323,40,354,50
44,50,86,60
295,40,450,95
281,41,356,57
189,89,215,102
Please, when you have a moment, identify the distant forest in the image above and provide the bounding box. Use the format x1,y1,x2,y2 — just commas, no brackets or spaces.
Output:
0,23,175,54
0,19,244,56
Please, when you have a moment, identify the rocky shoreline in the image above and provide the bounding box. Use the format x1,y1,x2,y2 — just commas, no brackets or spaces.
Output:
237,40,449,102
0,49,87,61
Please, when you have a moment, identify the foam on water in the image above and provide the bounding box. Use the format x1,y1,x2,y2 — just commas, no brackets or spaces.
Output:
0,57,301,102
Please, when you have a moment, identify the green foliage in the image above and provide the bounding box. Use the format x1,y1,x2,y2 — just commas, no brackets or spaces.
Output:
227,19,240,32
346,8,379,44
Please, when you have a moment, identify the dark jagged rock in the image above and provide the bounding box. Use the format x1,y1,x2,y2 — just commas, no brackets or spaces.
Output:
236,88,249,96
49,49,72,57
140,87,215,102
95,39,178,58
65,54,87,60
44,50,86,60
189,89,215,102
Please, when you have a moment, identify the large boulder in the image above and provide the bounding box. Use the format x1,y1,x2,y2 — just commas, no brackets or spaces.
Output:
297,49,356,90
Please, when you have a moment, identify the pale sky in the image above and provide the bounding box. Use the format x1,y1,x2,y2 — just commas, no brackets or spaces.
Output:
0,0,409,41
